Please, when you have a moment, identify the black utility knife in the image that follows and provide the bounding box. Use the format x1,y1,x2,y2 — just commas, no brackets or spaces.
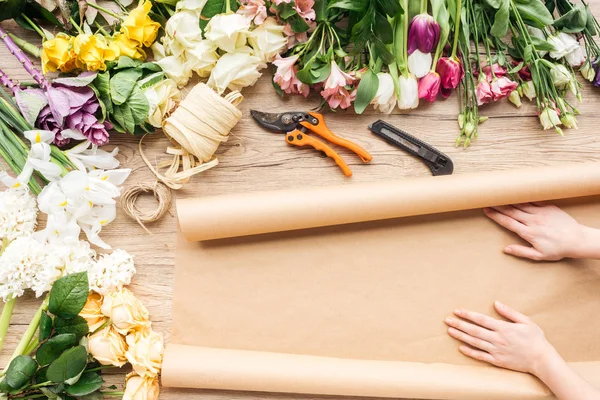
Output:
369,120,454,176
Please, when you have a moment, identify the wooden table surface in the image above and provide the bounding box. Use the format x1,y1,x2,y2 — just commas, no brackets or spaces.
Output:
2,4,600,398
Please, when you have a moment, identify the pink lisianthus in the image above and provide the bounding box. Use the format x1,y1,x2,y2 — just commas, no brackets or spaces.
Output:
481,63,507,80
407,14,440,54
272,54,309,97
437,56,464,90
476,78,493,106
490,76,518,101
418,72,441,102
238,0,268,25
294,0,316,20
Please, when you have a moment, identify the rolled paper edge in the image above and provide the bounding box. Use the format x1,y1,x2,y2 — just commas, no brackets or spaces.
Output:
160,345,600,400
177,162,600,242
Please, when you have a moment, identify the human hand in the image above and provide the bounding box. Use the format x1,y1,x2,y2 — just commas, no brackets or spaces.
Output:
483,203,590,261
445,301,558,375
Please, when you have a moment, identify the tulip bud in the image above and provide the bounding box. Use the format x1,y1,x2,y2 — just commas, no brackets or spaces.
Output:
408,14,441,54
508,90,522,108
397,75,419,110
408,50,433,79
560,113,578,129
436,57,464,90
418,72,441,102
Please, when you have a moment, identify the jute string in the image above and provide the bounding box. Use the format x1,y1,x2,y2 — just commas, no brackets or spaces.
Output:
141,83,244,190
121,181,173,233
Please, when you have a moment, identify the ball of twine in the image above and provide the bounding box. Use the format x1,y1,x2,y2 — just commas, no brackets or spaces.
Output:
141,83,244,190
121,182,173,233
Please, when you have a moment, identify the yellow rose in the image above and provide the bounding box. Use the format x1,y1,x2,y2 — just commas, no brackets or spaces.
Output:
79,292,107,332
73,34,110,71
101,288,150,335
125,329,164,377
88,326,127,367
123,374,159,400
41,33,76,74
109,33,146,61
121,1,160,47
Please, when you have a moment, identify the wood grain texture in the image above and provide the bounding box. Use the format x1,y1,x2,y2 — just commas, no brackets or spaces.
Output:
1,3,600,398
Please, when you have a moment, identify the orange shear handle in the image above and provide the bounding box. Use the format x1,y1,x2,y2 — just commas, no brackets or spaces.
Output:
300,112,373,163
285,130,352,177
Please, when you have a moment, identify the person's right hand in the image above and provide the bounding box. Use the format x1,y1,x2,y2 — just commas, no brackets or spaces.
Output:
483,203,589,261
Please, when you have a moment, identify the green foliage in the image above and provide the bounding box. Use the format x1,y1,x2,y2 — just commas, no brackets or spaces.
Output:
0,0,25,22
554,5,588,33
354,69,379,114
55,316,89,340
36,334,78,366
48,272,89,319
5,356,37,389
47,346,88,384
39,312,53,342
65,372,103,396
513,0,554,29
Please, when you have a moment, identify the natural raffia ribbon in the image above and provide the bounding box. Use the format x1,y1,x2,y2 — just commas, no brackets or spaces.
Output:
141,83,244,190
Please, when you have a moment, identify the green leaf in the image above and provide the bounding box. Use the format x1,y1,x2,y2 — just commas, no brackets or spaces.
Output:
138,72,166,90
314,0,328,21
128,85,151,125
354,69,379,115
53,73,98,87
490,0,509,37
483,0,502,8
279,2,297,18
139,62,163,72
272,79,284,97
374,12,394,44
55,316,89,341
35,366,49,384
530,36,555,52
513,0,555,29
373,37,395,65
554,5,587,33
80,392,104,400
90,85,107,123
376,0,401,17
5,355,37,389
586,6,597,36
0,0,25,21
200,0,227,30
39,312,53,342
328,0,369,11
47,346,88,384
0,379,12,393
48,272,89,319
65,372,103,396
112,104,135,134
115,56,142,70
92,72,112,114
110,69,143,106
288,14,310,33
36,334,78,366
545,0,556,14
508,61,524,74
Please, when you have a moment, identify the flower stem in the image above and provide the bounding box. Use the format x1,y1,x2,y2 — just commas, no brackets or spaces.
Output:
94,21,110,36
86,1,122,20
0,298,16,354
12,394,47,400
70,17,84,35
86,365,117,373
451,0,462,58
0,67,18,95
0,26,48,89
7,33,41,59
29,381,52,390
9,298,47,361
420,0,427,14
225,0,231,14
19,14,45,39
23,335,39,356
101,392,125,396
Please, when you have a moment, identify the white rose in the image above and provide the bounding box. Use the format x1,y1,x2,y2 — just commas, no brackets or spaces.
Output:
125,329,164,378
145,79,182,128
165,10,203,51
155,55,193,87
207,51,262,94
248,17,287,63
186,40,220,78
175,0,208,13
88,326,128,367
205,13,251,53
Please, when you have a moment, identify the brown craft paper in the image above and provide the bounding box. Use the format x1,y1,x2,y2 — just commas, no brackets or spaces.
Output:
163,162,600,399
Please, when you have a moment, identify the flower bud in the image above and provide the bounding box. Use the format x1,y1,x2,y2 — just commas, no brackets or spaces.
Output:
508,90,522,108
560,113,578,129
418,72,441,102
80,292,107,332
125,329,164,378
123,374,159,400
479,116,489,124
521,80,536,101
101,288,150,335
539,107,562,131
464,121,476,138
580,61,596,82
88,326,127,367
436,57,464,90
408,14,441,54
457,114,465,130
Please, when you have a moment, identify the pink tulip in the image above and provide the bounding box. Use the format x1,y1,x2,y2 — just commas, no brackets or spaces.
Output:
491,76,518,101
408,14,441,55
476,78,493,106
418,72,441,102
437,56,464,90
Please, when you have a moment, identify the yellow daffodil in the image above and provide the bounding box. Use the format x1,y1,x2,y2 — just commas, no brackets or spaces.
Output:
41,33,77,74
121,1,160,48
73,34,112,71
109,33,146,61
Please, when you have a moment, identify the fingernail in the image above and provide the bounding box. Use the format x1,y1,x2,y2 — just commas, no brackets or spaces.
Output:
483,208,490,214
495,301,503,308
445,317,453,324
504,246,513,254
454,309,462,316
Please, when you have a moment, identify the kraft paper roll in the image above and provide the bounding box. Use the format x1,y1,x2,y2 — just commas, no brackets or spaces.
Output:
162,345,600,400
178,162,600,241
167,162,600,400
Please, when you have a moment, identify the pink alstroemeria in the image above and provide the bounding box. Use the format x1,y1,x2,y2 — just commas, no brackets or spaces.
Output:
408,14,441,55
273,0,291,4
476,78,493,106
238,0,268,25
418,72,441,102
272,54,309,97
491,76,518,101
320,60,355,110
437,56,464,90
283,24,309,48
294,0,316,20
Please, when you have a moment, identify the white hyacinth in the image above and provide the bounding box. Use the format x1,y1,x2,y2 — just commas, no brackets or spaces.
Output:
0,187,38,243
89,249,136,295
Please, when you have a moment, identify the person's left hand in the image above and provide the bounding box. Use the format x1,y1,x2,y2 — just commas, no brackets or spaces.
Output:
444,301,558,375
